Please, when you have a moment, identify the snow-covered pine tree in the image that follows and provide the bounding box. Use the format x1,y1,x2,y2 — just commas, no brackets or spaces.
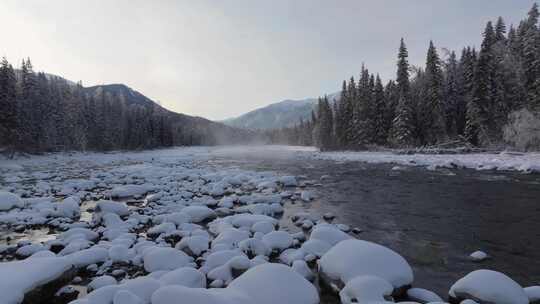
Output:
0,57,18,151
444,51,460,138
467,21,497,145
422,41,447,145
372,75,387,145
391,38,415,147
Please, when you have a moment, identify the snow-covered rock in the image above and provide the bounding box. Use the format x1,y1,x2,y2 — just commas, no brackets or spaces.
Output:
228,263,319,304
469,250,489,262
159,267,206,288
181,206,216,223
319,239,413,291
406,287,443,303
525,286,540,304
339,275,394,304
449,269,528,304
0,191,24,211
261,231,293,252
143,247,194,272
0,257,73,304
108,184,154,198
88,275,117,292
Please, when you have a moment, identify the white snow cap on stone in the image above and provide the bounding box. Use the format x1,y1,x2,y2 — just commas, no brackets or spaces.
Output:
143,247,194,272
469,250,488,262
319,239,413,289
227,263,319,304
339,275,394,304
0,191,24,211
524,286,540,303
449,269,528,304
406,287,443,303
0,257,73,304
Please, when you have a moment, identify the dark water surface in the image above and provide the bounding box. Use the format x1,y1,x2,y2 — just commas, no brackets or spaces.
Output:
209,149,540,298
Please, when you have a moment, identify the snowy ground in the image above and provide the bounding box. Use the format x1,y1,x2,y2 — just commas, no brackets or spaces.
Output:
0,146,538,304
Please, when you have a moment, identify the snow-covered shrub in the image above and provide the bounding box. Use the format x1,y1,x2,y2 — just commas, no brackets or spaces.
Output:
503,108,540,151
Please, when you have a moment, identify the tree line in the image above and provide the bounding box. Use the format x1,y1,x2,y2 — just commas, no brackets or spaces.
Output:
0,58,252,154
269,4,540,151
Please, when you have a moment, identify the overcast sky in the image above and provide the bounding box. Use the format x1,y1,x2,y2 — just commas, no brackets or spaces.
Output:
0,1,536,120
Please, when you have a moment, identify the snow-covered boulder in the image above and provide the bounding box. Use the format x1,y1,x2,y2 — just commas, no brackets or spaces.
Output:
0,191,24,211
108,184,154,198
87,275,117,292
261,231,293,252
143,247,194,272
181,206,216,223
85,277,161,304
309,224,352,246
525,286,540,304
449,270,528,304
279,176,298,187
319,239,413,293
67,247,109,267
151,285,249,304
339,275,394,304
56,196,81,218
95,200,130,218
159,267,206,288
227,263,319,304
406,287,443,303
469,250,489,262
0,257,73,304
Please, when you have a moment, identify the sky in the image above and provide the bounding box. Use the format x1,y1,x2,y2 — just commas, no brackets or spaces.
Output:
0,1,537,120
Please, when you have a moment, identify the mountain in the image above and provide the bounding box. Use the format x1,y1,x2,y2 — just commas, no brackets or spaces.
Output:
223,92,340,130
82,83,257,146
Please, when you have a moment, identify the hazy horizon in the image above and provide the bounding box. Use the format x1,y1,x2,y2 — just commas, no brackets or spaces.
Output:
0,0,536,120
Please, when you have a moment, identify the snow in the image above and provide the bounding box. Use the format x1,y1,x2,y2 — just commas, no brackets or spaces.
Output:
339,275,394,304
407,287,443,303
0,257,73,304
2,145,535,304
227,263,319,304
0,191,24,211
449,269,529,304
159,267,206,288
108,184,154,198
469,250,489,262
295,147,540,173
261,230,293,252
524,286,540,302
88,275,117,292
143,247,194,272
319,239,414,290
181,206,216,223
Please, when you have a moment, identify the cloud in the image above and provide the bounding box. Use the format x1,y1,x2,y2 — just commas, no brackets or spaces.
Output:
0,0,535,120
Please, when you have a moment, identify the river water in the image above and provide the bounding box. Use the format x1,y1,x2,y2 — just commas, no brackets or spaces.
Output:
207,147,540,297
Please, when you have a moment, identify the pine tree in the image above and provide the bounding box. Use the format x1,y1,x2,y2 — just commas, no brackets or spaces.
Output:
444,51,460,137
522,4,540,108
0,57,18,151
467,22,496,145
372,75,387,145
391,38,415,146
421,41,447,144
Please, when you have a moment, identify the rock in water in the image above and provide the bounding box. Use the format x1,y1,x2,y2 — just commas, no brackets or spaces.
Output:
469,250,489,262
449,269,528,304
318,239,413,296
525,286,540,304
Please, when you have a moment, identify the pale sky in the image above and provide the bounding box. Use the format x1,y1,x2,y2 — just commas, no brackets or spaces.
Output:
0,1,536,120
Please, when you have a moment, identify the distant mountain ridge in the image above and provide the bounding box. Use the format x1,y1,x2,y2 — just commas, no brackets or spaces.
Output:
223,92,340,130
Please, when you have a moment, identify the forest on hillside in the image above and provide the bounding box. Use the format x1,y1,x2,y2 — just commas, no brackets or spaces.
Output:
0,59,253,154
269,4,540,151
